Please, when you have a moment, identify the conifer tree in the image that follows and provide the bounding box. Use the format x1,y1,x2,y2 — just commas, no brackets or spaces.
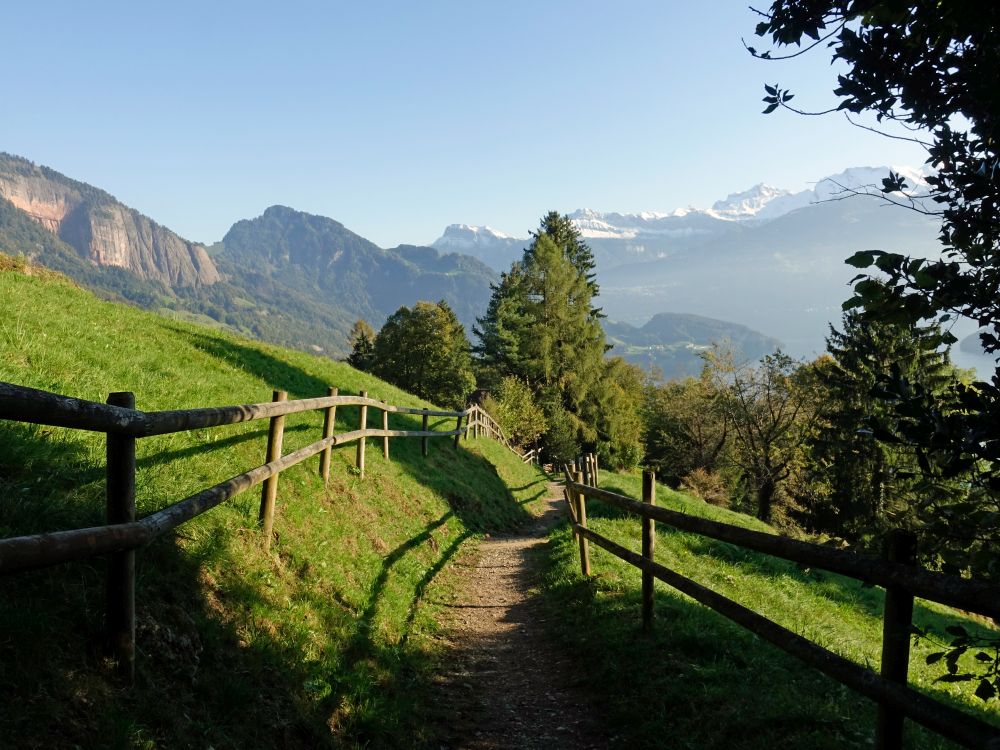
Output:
803,313,968,544
474,212,638,467
533,211,600,299
346,319,376,371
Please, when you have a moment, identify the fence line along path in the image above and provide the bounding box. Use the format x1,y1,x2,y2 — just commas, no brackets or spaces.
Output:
560,462,1000,750
0,381,473,682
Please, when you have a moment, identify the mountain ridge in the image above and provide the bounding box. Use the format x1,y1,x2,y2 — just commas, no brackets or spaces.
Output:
431,164,934,272
0,154,496,358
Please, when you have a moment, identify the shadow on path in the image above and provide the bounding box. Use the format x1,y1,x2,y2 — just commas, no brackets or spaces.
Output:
427,482,609,749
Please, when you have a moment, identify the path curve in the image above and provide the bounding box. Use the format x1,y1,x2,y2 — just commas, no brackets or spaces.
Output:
429,481,608,749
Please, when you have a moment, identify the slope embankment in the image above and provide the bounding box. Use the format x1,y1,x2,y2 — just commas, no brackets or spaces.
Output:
538,470,1000,749
0,261,545,748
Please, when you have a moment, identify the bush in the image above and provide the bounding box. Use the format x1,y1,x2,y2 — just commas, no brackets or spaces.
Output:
680,468,730,507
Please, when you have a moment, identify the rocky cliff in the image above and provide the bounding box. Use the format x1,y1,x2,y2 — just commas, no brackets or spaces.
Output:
0,154,218,287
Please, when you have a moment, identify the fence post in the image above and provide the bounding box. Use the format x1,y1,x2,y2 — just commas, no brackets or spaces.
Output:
454,412,463,448
381,401,390,460
573,470,591,576
566,466,580,544
319,386,337,483
421,413,429,456
875,529,917,750
259,390,287,550
642,469,657,634
357,391,368,477
106,391,136,683
591,453,599,487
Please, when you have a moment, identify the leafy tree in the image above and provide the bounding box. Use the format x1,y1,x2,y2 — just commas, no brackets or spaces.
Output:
643,369,728,487
751,0,1000,576
708,349,820,524
591,357,646,470
346,319,376,371
539,399,580,468
753,3,1000,696
481,376,547,447
371,301,475,409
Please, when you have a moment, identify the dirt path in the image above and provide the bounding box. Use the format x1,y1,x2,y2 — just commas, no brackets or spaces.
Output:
429,481,608,749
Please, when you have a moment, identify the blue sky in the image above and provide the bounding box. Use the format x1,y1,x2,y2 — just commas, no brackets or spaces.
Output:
2,1,927,247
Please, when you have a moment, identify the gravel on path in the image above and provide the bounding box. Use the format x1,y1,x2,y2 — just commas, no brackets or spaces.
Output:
429,482,608,749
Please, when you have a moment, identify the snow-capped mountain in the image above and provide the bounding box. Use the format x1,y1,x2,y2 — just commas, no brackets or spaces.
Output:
432,165,932,272
432,224,527,270
434,223,519,249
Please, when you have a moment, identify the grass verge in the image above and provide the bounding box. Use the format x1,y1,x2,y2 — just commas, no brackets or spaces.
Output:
539,469,1000,749
0,266,541,748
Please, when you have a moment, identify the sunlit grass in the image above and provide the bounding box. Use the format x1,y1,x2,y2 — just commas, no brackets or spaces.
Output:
0,267,547,749
539,468,1000,749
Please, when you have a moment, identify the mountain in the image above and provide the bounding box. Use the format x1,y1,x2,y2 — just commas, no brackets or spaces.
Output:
599,191,941,358
431,224,526,271
218,206,496,335
0,154,496,358
0,153,219,287
437,165,942,360
434,165,935,273
605,313,782,379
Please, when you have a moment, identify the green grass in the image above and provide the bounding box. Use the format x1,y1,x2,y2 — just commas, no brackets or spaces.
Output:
539,469,1000,749
0,266,547,749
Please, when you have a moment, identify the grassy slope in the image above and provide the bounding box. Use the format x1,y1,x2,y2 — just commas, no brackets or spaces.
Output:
540,470,1000,749
0,264,546,749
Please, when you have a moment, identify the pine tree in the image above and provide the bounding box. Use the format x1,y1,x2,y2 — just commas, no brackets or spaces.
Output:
474,212,641,467
532,211,600,299
346,319,376,371
804,313,966,543
472,264,532,387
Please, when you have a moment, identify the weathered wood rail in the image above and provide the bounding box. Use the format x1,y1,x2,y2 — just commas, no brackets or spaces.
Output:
0,381,473,681
464,403,540,465
561,463,1000,750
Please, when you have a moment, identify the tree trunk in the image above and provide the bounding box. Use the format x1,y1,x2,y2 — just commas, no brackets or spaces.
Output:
756,477,776,523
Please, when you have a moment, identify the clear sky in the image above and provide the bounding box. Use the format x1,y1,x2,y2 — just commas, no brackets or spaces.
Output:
2,1,928,248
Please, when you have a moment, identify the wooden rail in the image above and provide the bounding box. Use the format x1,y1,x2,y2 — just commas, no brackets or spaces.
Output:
465,403,541,465
0,381,471,681
561,466,1000,750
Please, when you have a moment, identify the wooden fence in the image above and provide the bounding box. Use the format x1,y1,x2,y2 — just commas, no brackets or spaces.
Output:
464,403,540,465
0,381,474,682
561,463,1000,750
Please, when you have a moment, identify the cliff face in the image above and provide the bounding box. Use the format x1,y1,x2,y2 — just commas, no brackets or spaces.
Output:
0,154,218,287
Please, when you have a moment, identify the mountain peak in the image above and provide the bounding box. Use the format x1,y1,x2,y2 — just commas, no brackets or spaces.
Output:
710,183,791,219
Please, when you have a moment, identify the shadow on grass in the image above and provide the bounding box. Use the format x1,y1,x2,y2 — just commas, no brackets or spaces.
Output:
536,526,999,750
177,329,334,400
0,365,537,748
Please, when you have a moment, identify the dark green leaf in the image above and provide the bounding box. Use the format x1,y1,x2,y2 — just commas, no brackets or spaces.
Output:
846,251,875,268
975,679,997,701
